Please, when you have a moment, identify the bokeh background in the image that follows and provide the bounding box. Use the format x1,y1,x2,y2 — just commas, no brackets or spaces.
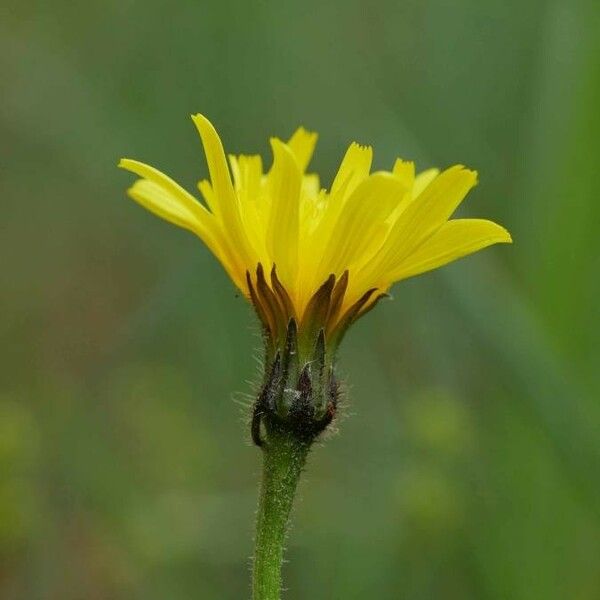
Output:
2,0,599,598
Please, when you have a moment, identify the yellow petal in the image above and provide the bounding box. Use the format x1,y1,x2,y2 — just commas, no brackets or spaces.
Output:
304,143,374,286
387,160,416,223
119,158,209,222
413,167,440,198
230,154,268,262
386,165,438,231
287,127,318,172
318,172,406,280
385,218,512,283
330,142,372,199
364,165,478,281
228,154,263,200
197,179,216,209
267,138,302,290
191,113,257,271
191,113,236,219
126,179,206,234
395,165,477,248
392,158,415,189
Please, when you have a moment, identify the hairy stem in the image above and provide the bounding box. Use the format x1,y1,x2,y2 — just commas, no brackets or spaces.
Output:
252,425,311,600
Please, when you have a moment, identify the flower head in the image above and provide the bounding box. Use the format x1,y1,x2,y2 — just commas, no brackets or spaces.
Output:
119,114,511,358
120,114,511,443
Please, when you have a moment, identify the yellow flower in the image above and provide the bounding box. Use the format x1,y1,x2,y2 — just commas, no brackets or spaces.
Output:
119,114,511,351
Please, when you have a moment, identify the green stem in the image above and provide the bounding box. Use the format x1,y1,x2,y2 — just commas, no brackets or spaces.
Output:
252,425,311,600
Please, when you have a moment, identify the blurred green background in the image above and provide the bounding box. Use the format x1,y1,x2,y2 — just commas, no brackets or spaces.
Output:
2,0,599,598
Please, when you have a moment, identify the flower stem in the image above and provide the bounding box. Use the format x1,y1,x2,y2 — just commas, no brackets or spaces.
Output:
252,424,311,600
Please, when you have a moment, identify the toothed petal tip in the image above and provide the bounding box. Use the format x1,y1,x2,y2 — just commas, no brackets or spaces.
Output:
350,141,372,152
